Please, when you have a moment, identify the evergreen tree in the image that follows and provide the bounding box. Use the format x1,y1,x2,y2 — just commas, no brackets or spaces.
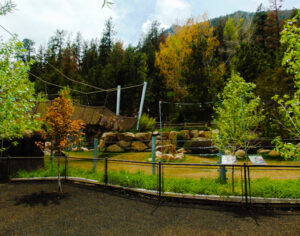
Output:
252,4,268,51
99,17,114,66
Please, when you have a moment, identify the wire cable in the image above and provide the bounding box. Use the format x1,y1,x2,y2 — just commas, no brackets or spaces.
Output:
0,24,146,95
160,100,222,106
47,63,106,92
28,71,90,94
0,23,108,92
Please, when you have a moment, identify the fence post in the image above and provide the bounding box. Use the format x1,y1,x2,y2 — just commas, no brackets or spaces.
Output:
217,137,226,183
93,138,98,172
50,141,54,163
104,157,108,185
159,100,164,161
240,96,248,164
7,156,10,181
232,166,235,193
247,165,251,203
244,163,248,205
64,155,67,181
158,161,161,201
152,135,156,175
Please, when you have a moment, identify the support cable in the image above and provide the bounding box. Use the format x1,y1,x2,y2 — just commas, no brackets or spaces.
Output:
0,24,146,97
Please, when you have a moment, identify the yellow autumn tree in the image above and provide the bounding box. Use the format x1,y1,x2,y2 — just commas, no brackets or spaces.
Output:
155,17,224,101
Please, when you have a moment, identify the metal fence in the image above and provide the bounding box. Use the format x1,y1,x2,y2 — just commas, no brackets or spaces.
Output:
3,155,300,205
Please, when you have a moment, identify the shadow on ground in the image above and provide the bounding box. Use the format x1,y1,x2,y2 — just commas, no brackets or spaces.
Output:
14,191,69,207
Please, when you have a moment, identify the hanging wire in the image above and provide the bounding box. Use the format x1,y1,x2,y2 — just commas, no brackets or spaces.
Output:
27,71,90,95
0,23,145,95
160,100,223,105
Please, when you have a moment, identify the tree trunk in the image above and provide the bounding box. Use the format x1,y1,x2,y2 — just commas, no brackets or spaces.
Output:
57,156,62,194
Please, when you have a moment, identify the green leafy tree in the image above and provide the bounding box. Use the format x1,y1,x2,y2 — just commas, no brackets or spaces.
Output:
0,38,40,149
273,12,300,159
212,73,264,154
102,0,113,8
0,0,15,15
223,16,244,55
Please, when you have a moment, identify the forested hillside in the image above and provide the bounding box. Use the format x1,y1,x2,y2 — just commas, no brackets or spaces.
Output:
26,4,299,137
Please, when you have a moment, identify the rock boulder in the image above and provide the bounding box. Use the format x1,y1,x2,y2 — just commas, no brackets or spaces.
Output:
257,149,271,155
135,132,152,141
198,131,211,138
118,132,135,141
102,132,118,142
118,140,131,149
235,149,246,157
269,150,280,157
131,141,148,151
107,144,124,153
177,148,187,153
169,131,178,142
156,144,176,154
190,130,199,139
175,153,184,160
98,139,106,150
179,130,190,140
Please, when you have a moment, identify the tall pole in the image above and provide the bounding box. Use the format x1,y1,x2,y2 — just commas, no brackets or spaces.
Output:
93,138,98,172
50,140,54,163
159,100,163,161
151,135,156,175
240,96,248,164
136,82,147,131
116,85,121,116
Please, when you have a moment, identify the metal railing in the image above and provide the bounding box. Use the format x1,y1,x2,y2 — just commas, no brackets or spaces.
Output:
2,155,300,205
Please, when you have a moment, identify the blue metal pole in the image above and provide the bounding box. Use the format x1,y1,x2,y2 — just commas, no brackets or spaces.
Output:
116,85,121,116
136,82,147,131
152,136,156,175
93,138,98,172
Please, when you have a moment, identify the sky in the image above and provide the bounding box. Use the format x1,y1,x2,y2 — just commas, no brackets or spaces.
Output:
1,0,299,48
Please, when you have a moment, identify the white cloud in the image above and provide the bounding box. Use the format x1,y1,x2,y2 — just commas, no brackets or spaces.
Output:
141,0,191,37
142,19,152,34
0,0,299,48
0,0,124,46
156,0,191,28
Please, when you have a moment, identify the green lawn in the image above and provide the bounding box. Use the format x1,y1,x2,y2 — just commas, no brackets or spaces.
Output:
16,162,300,199
66,151,299,165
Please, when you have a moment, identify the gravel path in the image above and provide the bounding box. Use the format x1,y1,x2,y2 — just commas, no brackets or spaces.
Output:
0,182,300,236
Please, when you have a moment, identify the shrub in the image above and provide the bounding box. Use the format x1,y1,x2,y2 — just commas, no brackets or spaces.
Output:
139,114,156,131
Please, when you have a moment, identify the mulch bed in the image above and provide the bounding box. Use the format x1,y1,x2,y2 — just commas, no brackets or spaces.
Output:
1,181,300,235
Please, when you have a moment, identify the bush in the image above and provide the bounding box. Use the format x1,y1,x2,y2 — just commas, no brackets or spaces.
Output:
139,114,156,131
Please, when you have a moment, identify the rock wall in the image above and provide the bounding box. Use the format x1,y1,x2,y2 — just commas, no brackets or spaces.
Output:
98,130,217,154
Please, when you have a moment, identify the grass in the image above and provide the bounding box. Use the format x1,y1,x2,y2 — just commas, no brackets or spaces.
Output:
16,162,300,199
64,152,300,181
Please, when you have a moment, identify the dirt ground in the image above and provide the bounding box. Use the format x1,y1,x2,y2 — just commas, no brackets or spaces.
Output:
1,182,300,236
